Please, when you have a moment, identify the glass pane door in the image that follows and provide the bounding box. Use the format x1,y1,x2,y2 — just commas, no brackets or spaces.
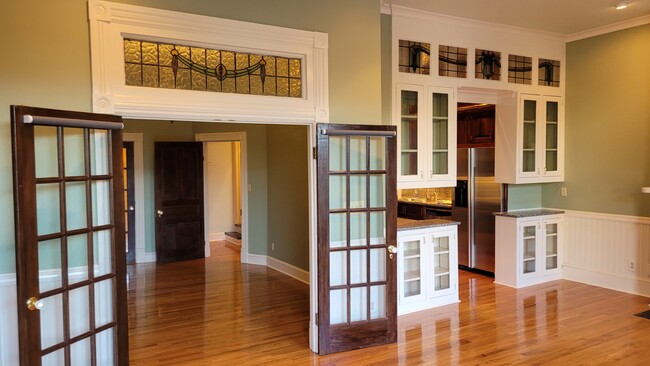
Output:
545,222,558,270
545,100,559,173
431,92,449,176
522,224,537,274
400,90,419,176
522,99,537,173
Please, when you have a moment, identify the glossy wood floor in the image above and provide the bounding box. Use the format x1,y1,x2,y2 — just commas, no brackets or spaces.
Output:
128,242,650,365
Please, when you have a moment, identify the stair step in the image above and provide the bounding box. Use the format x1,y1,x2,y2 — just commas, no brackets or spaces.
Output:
234,223,242,234
225,231,241,240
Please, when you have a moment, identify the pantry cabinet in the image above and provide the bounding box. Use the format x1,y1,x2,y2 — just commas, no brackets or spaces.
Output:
495,212,563,288
396,84,456,188
397,225,459,315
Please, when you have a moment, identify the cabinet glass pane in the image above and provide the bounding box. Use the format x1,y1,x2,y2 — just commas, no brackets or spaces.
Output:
435,274,450,291
434,253,450,274
546,150,558,172
350,287,367,322
545,101,559,172
523,225,536,238
329,175,346,210
370,285,386,319
431,152,448,176
522,100,536,173
329,213,347,248
349,136,366,171
330,289,347,324
330,251,347,286
431,92,449,175
523,260,536,274
404,280,421,298
433,236,449,252
350,249,367,284
350,175,366,209
403,240,420,257
546,256,558,270
400,90,418,176
546,223,558,270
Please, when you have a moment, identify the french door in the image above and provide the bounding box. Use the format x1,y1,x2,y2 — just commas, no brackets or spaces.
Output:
11,105,128,365
317,123,397,355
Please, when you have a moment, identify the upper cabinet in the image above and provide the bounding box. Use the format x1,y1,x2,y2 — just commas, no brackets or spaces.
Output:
396,84,456,188
495,93,564,184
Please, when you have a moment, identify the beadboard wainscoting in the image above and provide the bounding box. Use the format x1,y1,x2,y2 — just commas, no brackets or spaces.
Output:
562,210,650,297
0,274,18,366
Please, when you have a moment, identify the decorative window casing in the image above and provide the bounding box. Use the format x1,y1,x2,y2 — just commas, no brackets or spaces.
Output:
438,45,467,78
508,54,533,85
398,40,430,75
88,0,329,123
475,49,501,81
538,58,560,87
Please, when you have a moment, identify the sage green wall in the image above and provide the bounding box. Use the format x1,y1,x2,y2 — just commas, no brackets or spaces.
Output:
508,184,542,210
381,14,392,125
266,125,309,270
542,24,650,217
0,0,383,274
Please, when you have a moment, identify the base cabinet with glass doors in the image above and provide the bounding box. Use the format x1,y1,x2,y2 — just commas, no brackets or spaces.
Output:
397,224,459,315
395,84,456,188
494,212,563,288
495,93,564,184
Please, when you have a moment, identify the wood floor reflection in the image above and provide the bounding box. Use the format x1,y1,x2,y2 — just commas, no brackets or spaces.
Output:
128,242,650,365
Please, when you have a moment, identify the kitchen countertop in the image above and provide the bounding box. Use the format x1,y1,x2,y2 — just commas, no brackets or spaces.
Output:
493,209,565,218
397,217,460,231
397,199,452,209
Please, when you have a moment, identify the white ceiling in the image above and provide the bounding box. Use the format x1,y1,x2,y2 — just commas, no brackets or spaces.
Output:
383,0,650,36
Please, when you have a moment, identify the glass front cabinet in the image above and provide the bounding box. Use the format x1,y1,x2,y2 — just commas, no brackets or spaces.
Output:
396,84,456,188
495,214,563,288
397,225,459,315
519,94,563,180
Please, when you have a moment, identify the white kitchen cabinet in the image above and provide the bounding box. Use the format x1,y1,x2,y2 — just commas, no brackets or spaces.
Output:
495,93,564,184
495,212,563,288
396,84,456,188
397,225,459,315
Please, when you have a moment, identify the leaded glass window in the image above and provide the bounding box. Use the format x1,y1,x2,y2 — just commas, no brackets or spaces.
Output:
123,39,302,98
475,49,501,80
398,40,430,75
438,45,467,78
538,58,560,87
508,55,532,85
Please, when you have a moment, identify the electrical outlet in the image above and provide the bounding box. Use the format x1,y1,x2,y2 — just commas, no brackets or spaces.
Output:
271,242,275,251
628,260,635,271
560,187,568,197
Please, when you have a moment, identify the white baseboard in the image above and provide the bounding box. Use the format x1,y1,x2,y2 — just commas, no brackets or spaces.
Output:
210,232,226,241
245,253,268,266
137,251,156,263
267,256,310,285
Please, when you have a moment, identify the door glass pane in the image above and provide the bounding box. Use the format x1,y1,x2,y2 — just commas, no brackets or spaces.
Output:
522,100,536,173
370,248,386,282
91,180,112,227
89,129,110,176
69,285,91,338
369,211,386,245
370,285,386,319
350,249,367,284
39,239,62,293
329,175,346,210
95,279,115,327
431,92,449,175
329,213,347,248
329,251,347,286
64,127,86,177
545,101,559,172
66,182,87,231
96,328,115,366
329,136,346,171
330,289,347,325
349,136,366,171
369,174,385,208
369,137,385,170
68,234,89,285
34,126,59,179
70,337,92,366
40,294,64,350
42,349,65,366
350,175,366,209
93,230,113,277
349,212,366,247
401,90,418,176
350,287,367,322
36,183,61,236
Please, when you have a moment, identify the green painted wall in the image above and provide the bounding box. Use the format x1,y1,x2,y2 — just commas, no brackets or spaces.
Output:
0,0,382,274
508,184,542,210
266,125,309,270
542,24,650,217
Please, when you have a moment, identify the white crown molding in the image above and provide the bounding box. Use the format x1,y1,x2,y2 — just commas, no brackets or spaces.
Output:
565,14,650,42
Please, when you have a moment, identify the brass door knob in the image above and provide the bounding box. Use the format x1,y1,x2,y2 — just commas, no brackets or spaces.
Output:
156,210,164,218
387,245,398,259
26,297,44,311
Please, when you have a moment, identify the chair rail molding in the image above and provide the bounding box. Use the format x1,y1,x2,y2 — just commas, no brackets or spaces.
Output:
88,0,329,124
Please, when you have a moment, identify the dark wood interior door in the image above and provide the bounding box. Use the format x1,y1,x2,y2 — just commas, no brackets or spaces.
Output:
154,142,205,264
123,142,136,264
11,105,128,365
317,123,397,355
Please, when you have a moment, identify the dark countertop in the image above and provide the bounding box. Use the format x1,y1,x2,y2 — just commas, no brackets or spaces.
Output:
493,209,565,218
397,217,460,231
397,199,452,210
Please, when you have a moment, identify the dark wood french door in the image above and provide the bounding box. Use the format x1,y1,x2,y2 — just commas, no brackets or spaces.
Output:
11,105,128,365
316,123,397,355
123,142,136,264
154,142,205,264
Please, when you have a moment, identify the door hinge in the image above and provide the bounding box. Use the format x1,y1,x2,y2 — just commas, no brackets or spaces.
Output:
315,312,319,326
312,147,318,160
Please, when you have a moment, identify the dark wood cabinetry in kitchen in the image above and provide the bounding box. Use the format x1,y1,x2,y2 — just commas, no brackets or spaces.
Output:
398,202,452,220
457,103,495,148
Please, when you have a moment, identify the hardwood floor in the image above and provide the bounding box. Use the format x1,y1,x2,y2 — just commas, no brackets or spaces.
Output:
128,242,650,365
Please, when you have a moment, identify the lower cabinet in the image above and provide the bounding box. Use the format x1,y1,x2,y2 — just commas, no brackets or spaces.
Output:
495,213,563,288
397,225,459,315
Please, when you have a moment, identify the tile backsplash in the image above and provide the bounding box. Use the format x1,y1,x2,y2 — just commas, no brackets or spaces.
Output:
399,187,453,202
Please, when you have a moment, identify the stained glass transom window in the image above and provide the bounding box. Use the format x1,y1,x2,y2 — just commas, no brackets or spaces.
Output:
123,39,302,98
508,54,532,85
538,58,560,87
475,49,501,81
438,45,467,78
398,40,430,75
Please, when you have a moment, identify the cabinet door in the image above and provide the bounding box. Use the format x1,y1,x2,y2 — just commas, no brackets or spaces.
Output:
542,219,561,274
519,95,540,178
542,97,563,178
519,221,538,278
398,233,426,304
427,87,456,185
427,228,457,298
396,84,425,183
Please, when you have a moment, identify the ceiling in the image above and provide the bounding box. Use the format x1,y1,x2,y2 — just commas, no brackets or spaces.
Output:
383,0,650,36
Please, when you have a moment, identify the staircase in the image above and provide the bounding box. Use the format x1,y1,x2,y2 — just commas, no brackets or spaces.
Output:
225,224,242,252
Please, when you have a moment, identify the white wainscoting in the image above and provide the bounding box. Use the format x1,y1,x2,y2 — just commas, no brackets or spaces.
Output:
562,210,650,297
0,273,18,366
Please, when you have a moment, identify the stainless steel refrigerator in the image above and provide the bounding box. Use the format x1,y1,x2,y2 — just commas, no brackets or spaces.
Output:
452,148,502,274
